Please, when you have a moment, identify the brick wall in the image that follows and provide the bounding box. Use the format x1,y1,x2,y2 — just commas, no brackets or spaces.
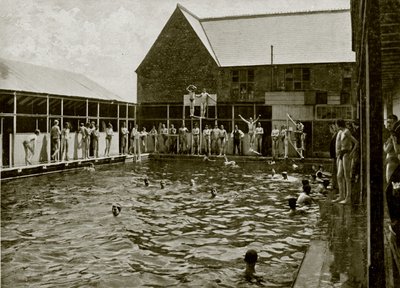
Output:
137,8,220,103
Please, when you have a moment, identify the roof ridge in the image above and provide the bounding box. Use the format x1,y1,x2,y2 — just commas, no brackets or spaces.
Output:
200,8,350,21
177,3,201,20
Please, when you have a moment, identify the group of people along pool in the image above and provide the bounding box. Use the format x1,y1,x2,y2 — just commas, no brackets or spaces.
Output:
121,115,306,159
23,115,306,166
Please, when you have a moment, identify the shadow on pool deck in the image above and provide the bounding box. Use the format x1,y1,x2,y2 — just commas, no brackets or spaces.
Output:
293,187,367,288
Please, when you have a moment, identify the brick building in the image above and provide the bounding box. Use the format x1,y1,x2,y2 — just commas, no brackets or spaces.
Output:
136,5,356,156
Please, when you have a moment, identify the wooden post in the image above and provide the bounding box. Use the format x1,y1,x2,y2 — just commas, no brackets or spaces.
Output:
12,91,17,167
47,95,50,163
366,0,385,286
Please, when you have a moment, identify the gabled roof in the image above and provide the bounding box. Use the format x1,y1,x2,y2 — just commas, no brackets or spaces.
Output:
178,5,220,66
201,9,355,66
0,58,128,102
146,5,355,68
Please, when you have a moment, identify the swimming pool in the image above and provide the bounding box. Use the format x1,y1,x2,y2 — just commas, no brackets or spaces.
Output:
1,160,319,287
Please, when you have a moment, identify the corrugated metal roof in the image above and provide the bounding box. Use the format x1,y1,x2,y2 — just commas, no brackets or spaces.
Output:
0,58,127,102
180,7,355,66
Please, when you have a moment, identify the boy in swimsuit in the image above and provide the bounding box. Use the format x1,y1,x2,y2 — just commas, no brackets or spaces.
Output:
192,123,200,155
179,123,189,154
149,125,158,153
23,129,40,165
271,125,280,159
384,115,399,182
239,114,261,152
50,120,61,161
203,124,211,156
219,124,228,156
255,122,264,155
211,124,220,155
333,119,359,204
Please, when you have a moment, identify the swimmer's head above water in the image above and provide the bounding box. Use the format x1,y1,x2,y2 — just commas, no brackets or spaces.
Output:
144,177,149,187
160,180,165,189
112,203,121,216
282,172,288,180
210,187,217,198
244,249,258,278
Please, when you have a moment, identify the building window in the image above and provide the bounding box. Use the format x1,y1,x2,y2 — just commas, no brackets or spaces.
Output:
285,68,310,91
316,92,328,105
316,105,352,120
231,69,254,101
342,77,352,91
341,92,351,105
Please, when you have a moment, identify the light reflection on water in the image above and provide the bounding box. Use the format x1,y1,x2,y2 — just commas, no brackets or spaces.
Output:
2,160,318,287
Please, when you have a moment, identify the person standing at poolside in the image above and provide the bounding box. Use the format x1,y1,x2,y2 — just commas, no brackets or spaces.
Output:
89,121,96,157
219,124,228,156
140,127,148,153
61,122,70,161
192,122,200,155
23,129,40,165
179,123,189,154
231,124,244,155
160,123,169,153
130,124,140,156
50,120,61,161
104,122,114,157
333,119,359,204
255,122,264,155
238,114,260,152
384,115,400,183
169,124,177,154
271,125,280,159
120,122,129,155
92,124,100,158
203,124,211,156
149,125,158,153
211,124,220,155
294,120,305,158
79,122,88,159
329,122,339,190
85,122,92,159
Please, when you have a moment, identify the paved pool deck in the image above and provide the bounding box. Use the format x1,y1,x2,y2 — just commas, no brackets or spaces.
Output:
293,187,367,288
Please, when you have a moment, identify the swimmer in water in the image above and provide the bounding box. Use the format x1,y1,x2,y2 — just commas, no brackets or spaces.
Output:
297,185,313,206
210,187,217,198
144,176,149,187
243,249,263,283
203,155,216,162
160,180,165,189
282,172,288,180
112,203,121,216
190,179,196,187
224,155,236,166
84,163,95,172
288,197,307,216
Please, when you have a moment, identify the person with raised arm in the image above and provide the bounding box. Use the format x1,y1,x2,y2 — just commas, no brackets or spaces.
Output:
238,114,261,152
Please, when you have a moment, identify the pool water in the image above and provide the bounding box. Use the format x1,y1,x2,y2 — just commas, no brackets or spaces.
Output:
1,160,319,287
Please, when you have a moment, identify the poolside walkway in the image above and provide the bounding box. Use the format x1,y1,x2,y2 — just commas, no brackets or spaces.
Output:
0,154,149,181
293,186,367,288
